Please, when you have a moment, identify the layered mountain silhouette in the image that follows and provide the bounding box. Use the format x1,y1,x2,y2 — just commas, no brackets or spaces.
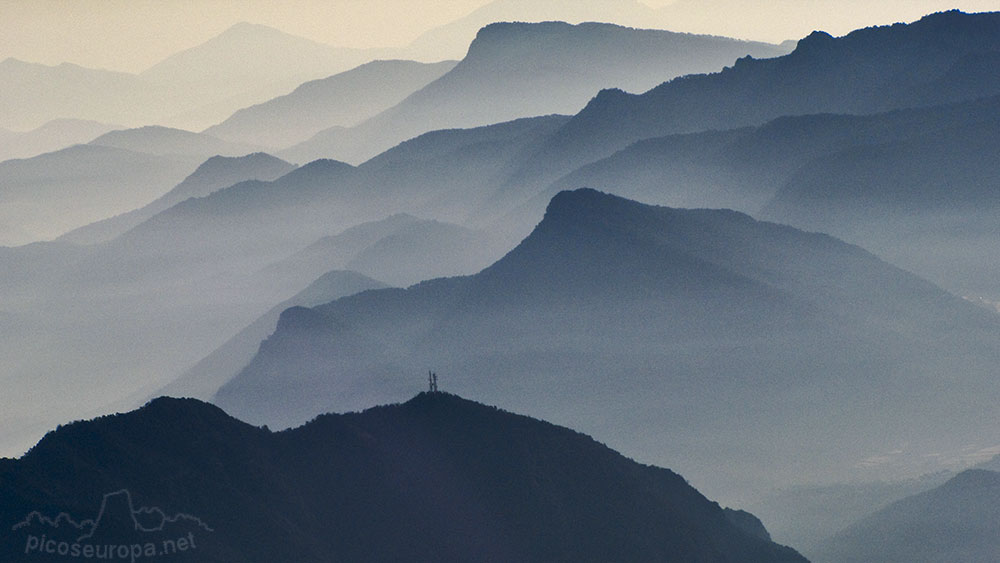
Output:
517,10,1000,187
0,393,806,562
547,94,1000,211
0,58,165,131
341,220,501,287
282,21,789,164
0,144,200,245
216,189,1000,499
93,116,566,285
205,59,456,148
158,270,387,402
141,22,378,89
258,213,508,291
758,96,1000,296
535,93,1000,296
60,152,296,244
88,125,261,158
0,127,264,246
6,12,1000,528
256,213,425,291
812,470,1000,562
139,22,393,130
0,23,392,133
0,152,512,452
745,473,952,556
0,118,119,162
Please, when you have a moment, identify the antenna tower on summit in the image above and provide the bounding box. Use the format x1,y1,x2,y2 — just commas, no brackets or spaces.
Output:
428,371,438,393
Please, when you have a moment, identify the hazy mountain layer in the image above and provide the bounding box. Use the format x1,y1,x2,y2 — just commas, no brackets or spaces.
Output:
255,213,424,291
259,213,509,291
0,393,806,562
104,116,568,286
533,94,1000,296
282,21,789,164
745,473,952,555
0,126,264,246
205,59,457,148
0,119,119,162
0,23,392,133
759,97,1000,296
0,145,200,245
59,152,296,245
812,470,1000,562
0,151,515,456
158,270,387,402
88,125,262,157
0,58,166,131
135,22,394,130
217,189,1000,501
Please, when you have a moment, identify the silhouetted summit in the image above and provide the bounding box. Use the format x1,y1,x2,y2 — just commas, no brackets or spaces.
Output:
0,394,805,562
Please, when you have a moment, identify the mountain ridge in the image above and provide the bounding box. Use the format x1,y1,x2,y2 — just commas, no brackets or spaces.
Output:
282,20,790,164
517,10,1000,186
0,392,806,562
204,59,457,148
58,152,296,245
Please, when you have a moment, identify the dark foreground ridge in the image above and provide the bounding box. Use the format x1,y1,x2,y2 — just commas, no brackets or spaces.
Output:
0,393,805,562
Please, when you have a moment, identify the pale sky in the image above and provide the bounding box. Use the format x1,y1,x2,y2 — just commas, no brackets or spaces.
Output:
1,0,997,73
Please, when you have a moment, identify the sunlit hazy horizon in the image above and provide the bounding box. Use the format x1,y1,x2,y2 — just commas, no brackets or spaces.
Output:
1,0,997,73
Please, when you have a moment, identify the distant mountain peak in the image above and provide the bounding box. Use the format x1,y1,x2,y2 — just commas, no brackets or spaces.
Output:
281,157,354,178
216,21,298,40
542,187,748,228
196,151,290,171
543,186,622,219
227,21,268,31
793,30,836,53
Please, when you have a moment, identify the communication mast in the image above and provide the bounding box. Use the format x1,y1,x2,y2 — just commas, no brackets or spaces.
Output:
428,370,438,393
